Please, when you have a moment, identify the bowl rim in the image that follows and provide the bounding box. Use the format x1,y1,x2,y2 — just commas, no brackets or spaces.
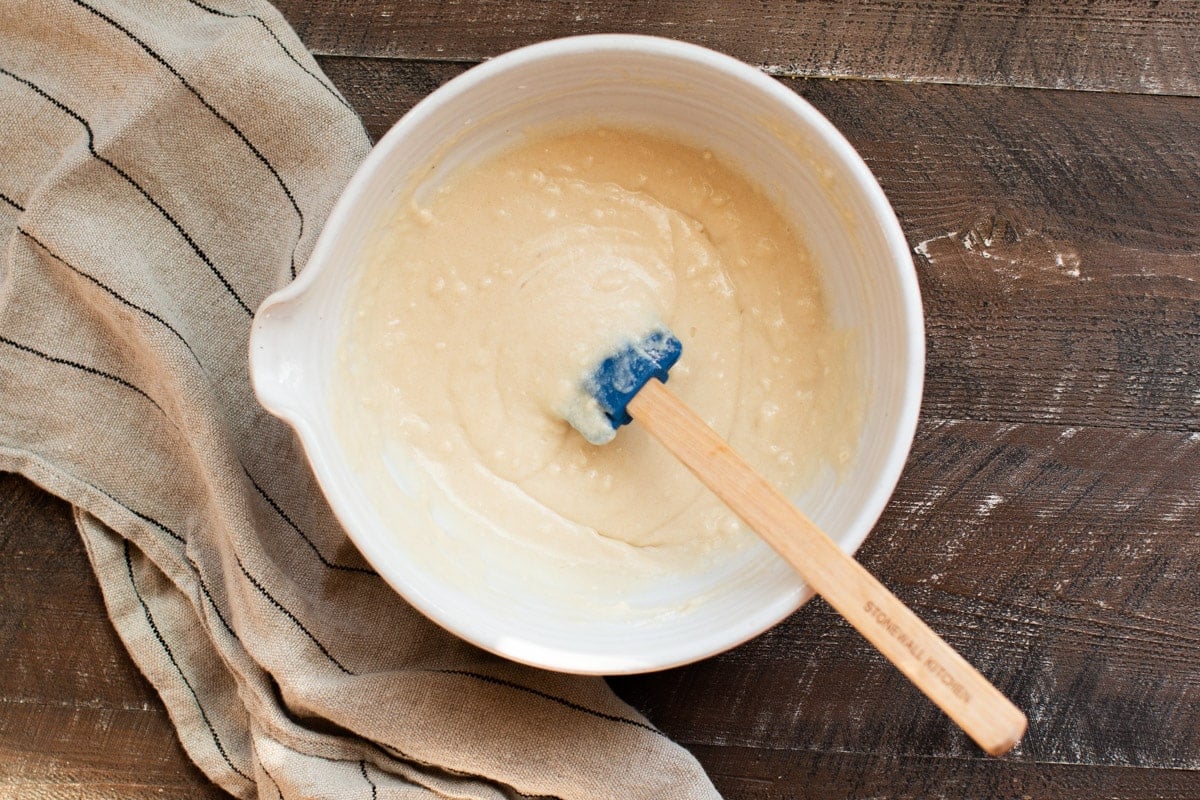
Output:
250,33,925,675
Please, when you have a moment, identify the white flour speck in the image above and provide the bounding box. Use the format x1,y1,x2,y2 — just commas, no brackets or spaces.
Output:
978,493,1004,515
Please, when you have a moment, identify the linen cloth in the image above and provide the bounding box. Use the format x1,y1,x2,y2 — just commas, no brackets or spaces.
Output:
0,2,722,797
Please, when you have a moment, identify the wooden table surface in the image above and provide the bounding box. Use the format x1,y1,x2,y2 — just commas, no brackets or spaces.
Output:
3,3,1199,798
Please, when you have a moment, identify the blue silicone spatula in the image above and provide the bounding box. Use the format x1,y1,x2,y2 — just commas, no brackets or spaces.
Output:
567,328,1027,757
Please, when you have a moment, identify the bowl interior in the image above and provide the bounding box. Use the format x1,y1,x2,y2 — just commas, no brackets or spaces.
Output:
249,36,922,674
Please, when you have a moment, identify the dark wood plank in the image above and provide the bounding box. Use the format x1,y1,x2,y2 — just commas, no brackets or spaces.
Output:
691,745,1200,799
319,57,464,141
280,1,1200,96
0,473,230,799
612,419,1200,770
6,26,1200,800
318,56,1200,433
796,80,1200,433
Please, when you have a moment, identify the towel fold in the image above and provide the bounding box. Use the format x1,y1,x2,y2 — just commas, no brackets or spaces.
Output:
0,1,720,797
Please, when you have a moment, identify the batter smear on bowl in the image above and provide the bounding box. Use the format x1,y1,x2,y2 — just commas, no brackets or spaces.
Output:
332,125,860,617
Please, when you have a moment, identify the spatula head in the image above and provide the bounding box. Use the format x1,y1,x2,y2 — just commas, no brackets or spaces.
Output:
566,327,682,445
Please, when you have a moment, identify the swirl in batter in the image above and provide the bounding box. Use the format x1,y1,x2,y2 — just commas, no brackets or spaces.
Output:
333,126,859,616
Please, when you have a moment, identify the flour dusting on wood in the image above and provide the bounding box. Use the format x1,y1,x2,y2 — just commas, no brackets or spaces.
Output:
913,207,1083,282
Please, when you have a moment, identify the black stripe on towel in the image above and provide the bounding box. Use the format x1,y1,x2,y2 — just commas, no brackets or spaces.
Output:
359,761,378,800
243,466,378,575
190,557,237,637
0,65,252,315
235,553,354,675
124,539,254,784
183,0,352,111
20,228,202,366
85,480,185,544
87,489,237,643
374,742,564,799
71,0,307,278
0,333,165,415
88,488,237,637
262,763,285,800
423,669,667,738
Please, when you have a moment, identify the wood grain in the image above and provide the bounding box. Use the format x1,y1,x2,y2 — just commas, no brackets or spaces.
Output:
691,745,1200,799
792,80,1200,433
612,419,1200,767
277,1,1200,95
4,7,1200,799
0,473,230,800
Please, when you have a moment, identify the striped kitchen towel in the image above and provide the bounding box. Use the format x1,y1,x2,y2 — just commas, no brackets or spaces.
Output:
0,2,721,798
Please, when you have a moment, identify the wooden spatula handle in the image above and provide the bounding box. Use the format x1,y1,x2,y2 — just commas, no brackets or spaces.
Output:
628,378,1027,756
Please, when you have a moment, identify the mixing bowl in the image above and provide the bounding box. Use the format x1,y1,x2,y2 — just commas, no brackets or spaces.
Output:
249,34,924,675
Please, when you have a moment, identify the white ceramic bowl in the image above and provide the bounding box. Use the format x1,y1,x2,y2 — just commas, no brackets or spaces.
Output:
250,35,923,675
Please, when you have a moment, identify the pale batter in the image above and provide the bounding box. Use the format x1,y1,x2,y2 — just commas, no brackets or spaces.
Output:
333,126,859,616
